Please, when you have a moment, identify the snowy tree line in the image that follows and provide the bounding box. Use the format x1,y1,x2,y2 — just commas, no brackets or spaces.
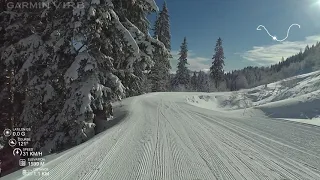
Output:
225,42,320,90
169,37,320,92
0,0,171,153
170,36,227,92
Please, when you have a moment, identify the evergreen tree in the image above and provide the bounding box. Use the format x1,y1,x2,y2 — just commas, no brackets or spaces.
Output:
190,71,198,91
154,2,171,50
115,0,169,95
149,1,171,92
0,1,45,145
210,37,225,88
149,54,164,92
174,37,190,90
0,67,15,146
0,0,167,153
197,71,208,92
235,74,249,89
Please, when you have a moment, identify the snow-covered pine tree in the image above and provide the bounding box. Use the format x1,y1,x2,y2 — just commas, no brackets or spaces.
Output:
0,67,14,140
210,37,225,88
235,74,249,89
0,0,168,154
0,0,46,141
116,0,158,34
154,2,171,50
113,0,169,95
190,71,198,91
197,71,209,92
149,1,171,92
174,37,190,90
149,48,163,92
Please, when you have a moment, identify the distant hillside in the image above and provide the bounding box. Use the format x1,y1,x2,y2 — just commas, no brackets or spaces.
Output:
225,41,320,91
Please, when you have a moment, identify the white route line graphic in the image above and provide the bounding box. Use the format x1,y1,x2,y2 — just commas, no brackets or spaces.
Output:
256,24,301,42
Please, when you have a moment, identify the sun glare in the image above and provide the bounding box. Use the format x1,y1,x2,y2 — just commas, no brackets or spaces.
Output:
313,0,320,7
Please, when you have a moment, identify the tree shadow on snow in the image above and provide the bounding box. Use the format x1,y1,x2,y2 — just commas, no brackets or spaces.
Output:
94,107,129,135
53,105,129,155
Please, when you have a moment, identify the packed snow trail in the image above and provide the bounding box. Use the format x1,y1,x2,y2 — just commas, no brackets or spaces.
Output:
4,93,320,180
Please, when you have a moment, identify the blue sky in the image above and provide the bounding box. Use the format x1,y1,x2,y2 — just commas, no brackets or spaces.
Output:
150,0,320,72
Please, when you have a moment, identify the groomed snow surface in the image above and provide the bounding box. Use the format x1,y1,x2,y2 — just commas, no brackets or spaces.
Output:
3,71,320,180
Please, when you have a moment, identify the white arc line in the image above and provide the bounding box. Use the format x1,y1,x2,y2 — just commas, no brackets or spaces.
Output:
256,24,301,42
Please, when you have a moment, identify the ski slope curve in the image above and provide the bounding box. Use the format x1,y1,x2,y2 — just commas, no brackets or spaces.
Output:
4,92,320,180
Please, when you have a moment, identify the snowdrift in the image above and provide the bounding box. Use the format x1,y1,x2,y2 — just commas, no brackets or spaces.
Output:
186,70,320,125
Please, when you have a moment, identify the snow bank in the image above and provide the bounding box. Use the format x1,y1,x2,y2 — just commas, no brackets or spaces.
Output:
186,70,320,125
279,117,320,126
256,90,320,119
186,91,253,111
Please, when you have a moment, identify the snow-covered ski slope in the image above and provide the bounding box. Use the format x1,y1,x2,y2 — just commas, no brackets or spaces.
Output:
4,71,320,180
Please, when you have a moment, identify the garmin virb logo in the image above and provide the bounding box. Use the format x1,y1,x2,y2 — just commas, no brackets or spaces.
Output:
6,1,85,9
